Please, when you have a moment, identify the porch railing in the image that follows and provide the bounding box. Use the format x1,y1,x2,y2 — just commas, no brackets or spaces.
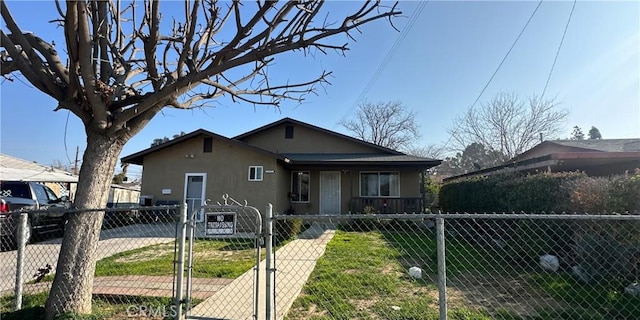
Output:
349,197,424,214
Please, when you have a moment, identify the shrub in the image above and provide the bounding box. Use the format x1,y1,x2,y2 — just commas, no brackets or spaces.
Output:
439,171,640,280
274,218,303,246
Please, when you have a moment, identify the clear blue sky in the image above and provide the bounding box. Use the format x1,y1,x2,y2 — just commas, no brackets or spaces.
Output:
1,1,639,181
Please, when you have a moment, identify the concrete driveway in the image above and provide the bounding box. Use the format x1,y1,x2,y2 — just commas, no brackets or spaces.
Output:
0,222,177,292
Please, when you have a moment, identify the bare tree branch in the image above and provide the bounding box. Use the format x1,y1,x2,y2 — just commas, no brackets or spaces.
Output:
448,92,568,162
340,101,421,151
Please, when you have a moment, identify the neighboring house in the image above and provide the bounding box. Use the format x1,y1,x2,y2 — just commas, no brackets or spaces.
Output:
1,154,142,207
0,153,78,198
444,139,640,182
107,183,141,208
122,118,441,224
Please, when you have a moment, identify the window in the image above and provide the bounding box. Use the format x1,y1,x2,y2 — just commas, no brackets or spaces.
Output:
360,172,400,197
291,171,310,202
43,186,60,201
203,137,213,153
285,125,294,139
248,166,263,181
33,185,50,203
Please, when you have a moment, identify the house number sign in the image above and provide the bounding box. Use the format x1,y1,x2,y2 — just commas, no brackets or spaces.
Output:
205,212,236,235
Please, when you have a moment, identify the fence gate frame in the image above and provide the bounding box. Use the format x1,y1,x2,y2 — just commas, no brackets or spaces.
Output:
174,195,264,320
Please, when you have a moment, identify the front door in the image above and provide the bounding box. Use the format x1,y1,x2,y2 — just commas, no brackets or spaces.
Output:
184,173,207,222
320,171,341,214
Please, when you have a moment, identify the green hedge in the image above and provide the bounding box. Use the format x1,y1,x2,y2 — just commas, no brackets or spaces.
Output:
439,171,586,213
438,171,640,280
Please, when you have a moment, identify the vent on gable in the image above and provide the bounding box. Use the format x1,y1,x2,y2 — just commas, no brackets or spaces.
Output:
203,137,213,153
285,125,294,139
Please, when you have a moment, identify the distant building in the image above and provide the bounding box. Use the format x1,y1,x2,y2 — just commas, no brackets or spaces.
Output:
444,139,640,182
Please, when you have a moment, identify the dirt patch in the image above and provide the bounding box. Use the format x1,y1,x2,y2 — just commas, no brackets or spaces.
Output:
446,270,566,317
194,250,235,260
114,246,173,263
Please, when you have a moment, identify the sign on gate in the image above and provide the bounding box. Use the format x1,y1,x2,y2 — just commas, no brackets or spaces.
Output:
205,212,236,235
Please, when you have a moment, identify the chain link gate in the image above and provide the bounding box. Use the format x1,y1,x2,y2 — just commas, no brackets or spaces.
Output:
175,195,264,320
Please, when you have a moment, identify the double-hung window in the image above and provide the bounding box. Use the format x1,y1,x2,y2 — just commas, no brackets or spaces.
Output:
248,166,263,181
291,171,310,202
360,172,400,197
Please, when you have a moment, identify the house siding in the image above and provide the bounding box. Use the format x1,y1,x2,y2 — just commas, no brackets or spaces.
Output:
238,123,383,154
285,168,421,214
139,136,286,227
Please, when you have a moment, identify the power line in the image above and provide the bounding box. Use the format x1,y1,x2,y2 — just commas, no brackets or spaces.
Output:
337,1,429,125
438,0,544,154
541,0,577,99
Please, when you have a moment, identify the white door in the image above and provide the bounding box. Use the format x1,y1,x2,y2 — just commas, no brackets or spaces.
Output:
320,171,341,214
184,173,207,222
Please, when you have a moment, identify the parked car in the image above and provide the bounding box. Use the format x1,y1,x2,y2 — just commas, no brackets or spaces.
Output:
0,181,70,248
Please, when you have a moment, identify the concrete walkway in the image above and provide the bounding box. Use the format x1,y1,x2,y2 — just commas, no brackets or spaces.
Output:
188,223,335,320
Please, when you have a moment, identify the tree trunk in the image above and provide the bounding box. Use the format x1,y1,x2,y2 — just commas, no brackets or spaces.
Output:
45,128,126,319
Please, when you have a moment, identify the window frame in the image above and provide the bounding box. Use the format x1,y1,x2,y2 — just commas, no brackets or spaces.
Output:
290,171,310,203
248,166,264,181
359,171,400,197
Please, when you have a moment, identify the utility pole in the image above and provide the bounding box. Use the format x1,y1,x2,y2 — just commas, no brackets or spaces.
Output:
73,146,79,175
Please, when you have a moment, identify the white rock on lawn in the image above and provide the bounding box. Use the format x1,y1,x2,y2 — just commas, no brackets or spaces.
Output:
539,254,559,272
409,266,422,279
625,283,640,296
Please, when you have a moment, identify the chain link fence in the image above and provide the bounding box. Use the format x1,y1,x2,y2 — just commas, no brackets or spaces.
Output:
1,205,181,319
2,208,640,319
277,213,640,320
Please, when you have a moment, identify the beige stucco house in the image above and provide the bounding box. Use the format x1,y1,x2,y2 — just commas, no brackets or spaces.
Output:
122,118,441,219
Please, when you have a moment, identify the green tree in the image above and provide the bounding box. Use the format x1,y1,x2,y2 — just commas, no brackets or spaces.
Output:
588,126,602,139
437,142,505,177
0,2,400,317
571,126,585,140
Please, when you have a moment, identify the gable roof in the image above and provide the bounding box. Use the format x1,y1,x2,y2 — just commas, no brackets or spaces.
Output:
232,117,404,155
548,139,640,152
512,138,640,162
121,129,284,165
0,154,78,182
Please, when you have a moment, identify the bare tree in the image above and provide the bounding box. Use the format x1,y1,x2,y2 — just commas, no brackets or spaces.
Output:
449,92,567,163
340,101,420,150
406,144,443,159
0,1,400,317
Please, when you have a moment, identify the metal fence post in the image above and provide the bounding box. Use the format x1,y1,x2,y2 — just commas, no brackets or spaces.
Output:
436,213,447,320
174,204,188,320
265,204,274,320
14,212,27,311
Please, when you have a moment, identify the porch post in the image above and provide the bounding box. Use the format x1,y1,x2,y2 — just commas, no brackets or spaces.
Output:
420,169,426,213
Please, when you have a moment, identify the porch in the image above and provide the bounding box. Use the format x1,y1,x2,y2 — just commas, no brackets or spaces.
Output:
349,197,424,214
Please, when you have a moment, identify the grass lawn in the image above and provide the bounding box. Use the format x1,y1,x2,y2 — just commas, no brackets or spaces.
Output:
0,292,181,320
286,231,500,320
286,229,640,320
2,238,259,319
96,238,261,279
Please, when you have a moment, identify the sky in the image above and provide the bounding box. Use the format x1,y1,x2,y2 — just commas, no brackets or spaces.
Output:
1,0,639,181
